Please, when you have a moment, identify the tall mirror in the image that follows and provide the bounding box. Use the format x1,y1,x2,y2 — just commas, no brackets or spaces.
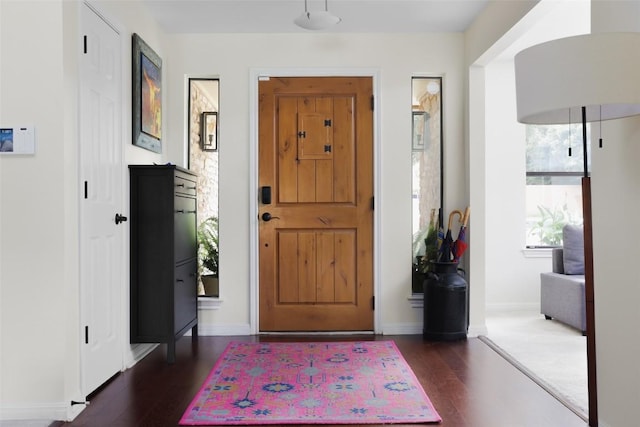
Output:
411,77,443,293
188,78,220,297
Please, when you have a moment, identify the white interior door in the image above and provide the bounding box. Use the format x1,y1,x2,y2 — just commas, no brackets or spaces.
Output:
79,2,124,395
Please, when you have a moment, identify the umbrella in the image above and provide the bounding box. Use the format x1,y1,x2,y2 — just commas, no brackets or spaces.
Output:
436,208,445,254
452,207,470,263
439,209,463,262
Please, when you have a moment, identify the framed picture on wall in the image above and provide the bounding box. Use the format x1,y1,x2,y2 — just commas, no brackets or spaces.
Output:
412,111,430,151
201,111,218,151
132,33,162,154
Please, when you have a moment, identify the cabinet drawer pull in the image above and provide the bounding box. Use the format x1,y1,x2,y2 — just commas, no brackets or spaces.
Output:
175,184,196,190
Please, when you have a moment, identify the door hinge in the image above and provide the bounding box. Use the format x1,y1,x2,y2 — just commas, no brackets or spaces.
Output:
84,181,88,199
370,95,374,111
370,196,374,210
324,119,332,127
83,35,88,54
371,296,375,310
85,326,89,344
297,131,306,138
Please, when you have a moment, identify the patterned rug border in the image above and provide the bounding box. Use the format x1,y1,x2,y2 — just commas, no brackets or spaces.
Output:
180,340,441,425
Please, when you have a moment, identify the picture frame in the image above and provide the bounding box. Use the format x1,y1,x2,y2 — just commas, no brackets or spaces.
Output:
412,111,430,151
201,111,218,151
132,33,162,154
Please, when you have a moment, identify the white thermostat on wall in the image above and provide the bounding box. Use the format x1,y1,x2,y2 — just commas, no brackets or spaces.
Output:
0,126,35,155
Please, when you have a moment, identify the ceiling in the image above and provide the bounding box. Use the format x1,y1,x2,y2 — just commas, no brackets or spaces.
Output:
142,0,489,34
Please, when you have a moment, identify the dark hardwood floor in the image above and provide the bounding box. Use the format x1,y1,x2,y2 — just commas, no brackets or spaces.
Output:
54,335,587,427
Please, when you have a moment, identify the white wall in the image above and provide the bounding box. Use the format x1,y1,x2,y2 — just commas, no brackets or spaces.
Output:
466,0,590,330
592,114,640,427
590,3,640,426
464,0,539,334
465,0,538,63
484,59,545,312
0,0,169,421
1,0,70,420
163,32,466,334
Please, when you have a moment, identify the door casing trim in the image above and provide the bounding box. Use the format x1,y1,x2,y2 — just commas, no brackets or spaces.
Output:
249,69,382,334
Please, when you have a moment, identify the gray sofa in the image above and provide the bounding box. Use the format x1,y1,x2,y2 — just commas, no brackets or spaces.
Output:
539,225,586,335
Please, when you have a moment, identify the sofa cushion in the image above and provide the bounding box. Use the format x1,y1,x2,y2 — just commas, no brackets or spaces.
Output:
551,248,564,274
563,224,584,275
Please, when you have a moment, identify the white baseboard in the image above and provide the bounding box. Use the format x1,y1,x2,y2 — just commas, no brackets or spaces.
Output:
0,420,59,427
0,422,57,427
124,343,158,369
485,302,539,313
468,323,488,337
193,322,483,337
381,322,423,335
134,321,487,338
0,402,68,424
190,323,252,336
191,322,426,336
382,321,487,338
1,343,158,424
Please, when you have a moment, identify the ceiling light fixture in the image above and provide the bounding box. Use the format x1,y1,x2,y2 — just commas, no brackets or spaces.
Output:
294,0,341,31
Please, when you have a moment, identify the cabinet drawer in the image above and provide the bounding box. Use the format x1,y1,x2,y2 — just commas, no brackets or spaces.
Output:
175,196,197,262
175,174,197,197
174,259,197,334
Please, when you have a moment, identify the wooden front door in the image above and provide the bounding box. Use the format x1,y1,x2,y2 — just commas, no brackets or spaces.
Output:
258,77,374,332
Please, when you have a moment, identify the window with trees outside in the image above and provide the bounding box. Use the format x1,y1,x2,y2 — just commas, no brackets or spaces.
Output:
411,77,443,293
525,124,590,247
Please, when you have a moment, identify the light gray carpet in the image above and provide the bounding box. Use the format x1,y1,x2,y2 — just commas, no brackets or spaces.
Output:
481,309,587,420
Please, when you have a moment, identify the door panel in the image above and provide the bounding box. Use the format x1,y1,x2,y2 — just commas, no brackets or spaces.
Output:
80,3,123,395
259,77,373,332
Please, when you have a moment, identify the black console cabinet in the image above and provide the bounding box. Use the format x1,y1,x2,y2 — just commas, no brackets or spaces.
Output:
129,165,198,363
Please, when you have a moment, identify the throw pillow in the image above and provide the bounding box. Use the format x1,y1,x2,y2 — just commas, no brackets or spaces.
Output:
563,224,584,275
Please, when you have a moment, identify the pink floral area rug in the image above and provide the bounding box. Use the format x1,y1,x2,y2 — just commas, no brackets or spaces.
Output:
180,340,441,425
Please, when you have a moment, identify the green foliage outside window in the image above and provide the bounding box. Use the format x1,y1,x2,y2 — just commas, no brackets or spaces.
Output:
197,216,219,277
526,124,587,173
526,124,588,246
528,204,580,246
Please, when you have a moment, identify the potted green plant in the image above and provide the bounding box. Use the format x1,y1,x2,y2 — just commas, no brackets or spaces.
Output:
412,227,430,293
412,209,439,293
197,216,219,296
